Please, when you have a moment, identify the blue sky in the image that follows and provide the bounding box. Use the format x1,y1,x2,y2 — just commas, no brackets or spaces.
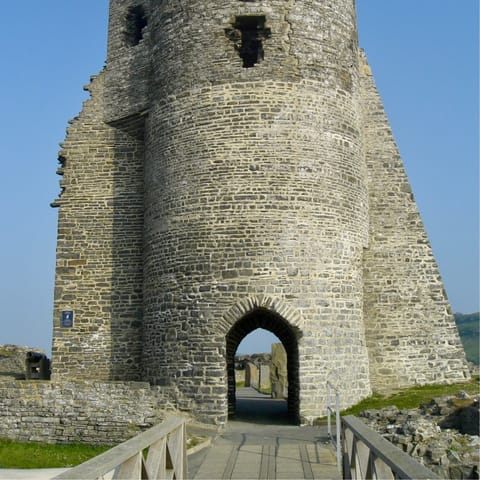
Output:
0,1,478,356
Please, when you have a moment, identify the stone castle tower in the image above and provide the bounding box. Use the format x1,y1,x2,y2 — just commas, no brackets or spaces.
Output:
51,0,469,424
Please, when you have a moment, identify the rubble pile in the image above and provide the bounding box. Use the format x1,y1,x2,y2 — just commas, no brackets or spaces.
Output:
359,392,479,479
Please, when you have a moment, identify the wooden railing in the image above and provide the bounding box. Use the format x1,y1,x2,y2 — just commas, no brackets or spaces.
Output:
53,416,187,480
342,415,441,480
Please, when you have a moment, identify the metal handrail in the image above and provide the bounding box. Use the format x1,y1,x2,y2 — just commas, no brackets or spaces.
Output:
326,380,342,471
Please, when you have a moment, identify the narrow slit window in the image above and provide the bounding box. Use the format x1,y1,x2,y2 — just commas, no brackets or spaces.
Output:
225,16,271,68
125,5,147,47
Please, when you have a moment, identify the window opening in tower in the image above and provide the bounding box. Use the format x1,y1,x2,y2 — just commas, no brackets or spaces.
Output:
225,16,271,68
125,5,147,47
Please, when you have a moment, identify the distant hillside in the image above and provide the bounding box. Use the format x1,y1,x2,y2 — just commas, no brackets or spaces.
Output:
454,312,479,365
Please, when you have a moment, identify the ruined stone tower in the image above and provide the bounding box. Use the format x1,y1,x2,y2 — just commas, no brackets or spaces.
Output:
51,0,469,425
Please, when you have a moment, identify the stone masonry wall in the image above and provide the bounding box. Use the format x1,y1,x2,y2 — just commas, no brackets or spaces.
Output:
51,71,144,381
0,380,173,445
141,79,372,424
359,51,470,390
48,0,470,432
137,0,372,424
104,0,151,124
271,343,288,399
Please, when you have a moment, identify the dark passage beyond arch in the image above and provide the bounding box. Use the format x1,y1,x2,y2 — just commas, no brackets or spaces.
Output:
226,308,300,423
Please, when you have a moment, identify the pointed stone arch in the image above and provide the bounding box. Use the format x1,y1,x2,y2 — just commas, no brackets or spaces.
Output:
220,295,303,332
222,296,303,423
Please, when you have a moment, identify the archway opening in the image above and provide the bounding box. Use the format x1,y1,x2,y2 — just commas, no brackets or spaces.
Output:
226,308,300,424
237,328,278,355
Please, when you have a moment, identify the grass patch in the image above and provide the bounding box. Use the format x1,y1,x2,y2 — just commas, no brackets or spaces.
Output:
0,433,208,469
341,377,480,417
0,439,111,469
0,348,15,357
236,381,245,388
186,434,208,450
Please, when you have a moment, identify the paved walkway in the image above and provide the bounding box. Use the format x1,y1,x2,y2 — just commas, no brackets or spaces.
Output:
189,388,340,480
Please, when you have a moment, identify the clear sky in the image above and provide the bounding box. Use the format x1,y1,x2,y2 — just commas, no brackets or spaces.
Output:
0,1,478,356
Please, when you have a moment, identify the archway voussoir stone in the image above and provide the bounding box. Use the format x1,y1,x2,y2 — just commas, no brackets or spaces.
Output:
221,296,303,334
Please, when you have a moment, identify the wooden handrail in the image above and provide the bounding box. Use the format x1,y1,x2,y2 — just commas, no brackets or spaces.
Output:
53,416,187,480
342,415,441,479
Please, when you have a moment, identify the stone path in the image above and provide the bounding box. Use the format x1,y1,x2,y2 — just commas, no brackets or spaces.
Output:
189,388,340,480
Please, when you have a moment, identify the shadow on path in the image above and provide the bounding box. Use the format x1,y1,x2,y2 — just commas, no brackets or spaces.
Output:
231,387,292,425
190,387,339,479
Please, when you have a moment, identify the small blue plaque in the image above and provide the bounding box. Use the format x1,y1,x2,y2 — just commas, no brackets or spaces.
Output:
61,310,74,328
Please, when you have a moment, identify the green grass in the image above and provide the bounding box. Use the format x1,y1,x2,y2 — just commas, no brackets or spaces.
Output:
0,439,111,469
341,376,480,417
0,348,15,357
0,433,207,469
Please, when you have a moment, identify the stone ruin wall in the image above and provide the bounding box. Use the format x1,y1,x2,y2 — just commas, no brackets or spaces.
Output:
235,344,288,398
0,345,46,380
243,361,271,391
271,343,288,399
51,72,144,382
0,380,173,445
0,345,176,445
119,0,372,425
43,0,470,430
52,0,375,424
358,52,470,391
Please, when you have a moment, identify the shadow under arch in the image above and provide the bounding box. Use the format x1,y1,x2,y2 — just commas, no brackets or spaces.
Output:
226,308,301,424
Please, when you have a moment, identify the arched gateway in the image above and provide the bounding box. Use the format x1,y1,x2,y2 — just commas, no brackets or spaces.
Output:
50,0,469,428
224,300,301,423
